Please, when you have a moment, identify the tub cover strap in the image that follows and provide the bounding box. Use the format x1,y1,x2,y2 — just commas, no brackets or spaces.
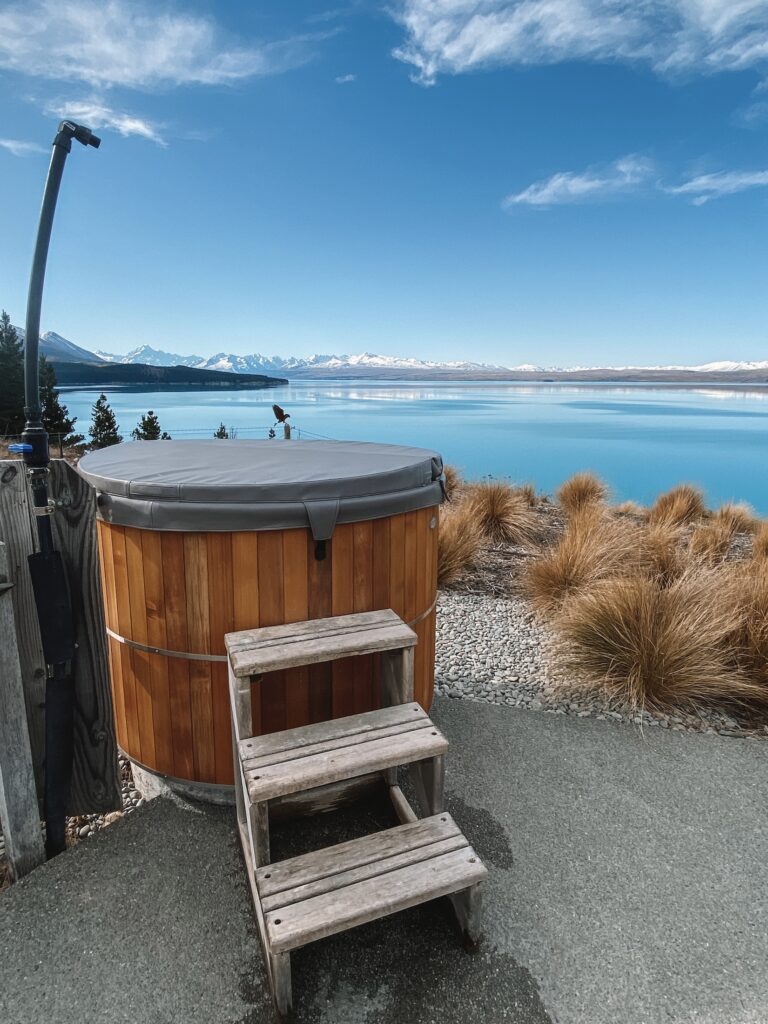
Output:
104,598,438,665
303,498,340,542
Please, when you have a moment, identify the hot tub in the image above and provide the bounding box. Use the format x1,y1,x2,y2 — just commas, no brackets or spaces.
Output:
78,439,443,795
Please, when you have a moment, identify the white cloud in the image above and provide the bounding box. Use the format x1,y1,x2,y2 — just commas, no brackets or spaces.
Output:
0,0,321,89
45,98,166,145
666,169,768,204
335,73,357,83
503,155,654,207
0,137,46,156
392,1,768,85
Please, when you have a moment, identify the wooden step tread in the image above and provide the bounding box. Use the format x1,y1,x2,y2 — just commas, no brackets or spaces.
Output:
241,704,447,803
256,813,487,953
225,609,416,679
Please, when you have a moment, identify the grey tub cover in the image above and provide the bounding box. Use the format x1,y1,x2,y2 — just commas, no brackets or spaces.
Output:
77,439,444,539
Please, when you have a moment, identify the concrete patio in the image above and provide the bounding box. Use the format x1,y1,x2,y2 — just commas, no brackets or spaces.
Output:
2,698,766,1024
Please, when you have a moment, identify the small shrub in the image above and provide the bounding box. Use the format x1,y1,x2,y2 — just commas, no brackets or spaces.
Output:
442,465,462,500
437,505,483,587
557,472,608,515
647,484,706,528
711,502,759,536
524,509,642,615
556,569,764,712
466,481,540,546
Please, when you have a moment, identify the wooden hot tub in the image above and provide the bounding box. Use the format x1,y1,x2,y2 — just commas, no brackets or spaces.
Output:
79,440,442,794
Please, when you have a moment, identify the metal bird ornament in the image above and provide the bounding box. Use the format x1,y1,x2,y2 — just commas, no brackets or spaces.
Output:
272,404,290,425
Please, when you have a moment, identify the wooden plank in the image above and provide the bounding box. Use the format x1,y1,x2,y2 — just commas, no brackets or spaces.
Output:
242,717,433,771
207,533,235,780
47,462,120,813
110,526,142,763
124,526,155,770
268,772,381,820
331,524,355,718
0,461,45,797
231,531,262,737
0,542,45,879
258,813,460,898
282,529,310,729
257,531,286,734
141,531,173,776
184,533,215,782
265,846,487,954
226,608,408,654
239,702,428,760
226,613,416,679
161,531,194,780
388,784,418,825
352,520,375,714
307,533,333,723
245,723,448,803
388,513,406,619
98,525,127,753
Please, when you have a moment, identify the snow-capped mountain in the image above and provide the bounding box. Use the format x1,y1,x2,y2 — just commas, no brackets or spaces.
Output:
14,327,105,364
97,346,520,373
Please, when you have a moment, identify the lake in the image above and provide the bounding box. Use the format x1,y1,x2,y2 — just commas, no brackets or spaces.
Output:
59,380,768,513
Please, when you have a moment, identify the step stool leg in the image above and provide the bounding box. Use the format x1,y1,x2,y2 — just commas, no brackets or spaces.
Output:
252,801,270,867
233,724,246,829
380,646,414,706
412,753,445,815
270,951,292,1018
450,882,483,948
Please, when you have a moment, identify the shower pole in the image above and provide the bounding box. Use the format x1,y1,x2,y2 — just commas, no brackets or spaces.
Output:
9,120,101,856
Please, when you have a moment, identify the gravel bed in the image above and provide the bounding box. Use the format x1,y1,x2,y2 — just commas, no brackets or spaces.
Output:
435,591,768,738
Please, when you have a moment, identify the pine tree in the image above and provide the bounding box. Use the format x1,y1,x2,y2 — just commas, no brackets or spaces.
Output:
89,393,122,449
0,310,24,435
40,357,84,446
132,410,171,441
213,423,229,439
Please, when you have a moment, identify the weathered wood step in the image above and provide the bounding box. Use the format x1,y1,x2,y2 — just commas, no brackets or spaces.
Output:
241,703,447,803
256,813,487,954
225,608,416,678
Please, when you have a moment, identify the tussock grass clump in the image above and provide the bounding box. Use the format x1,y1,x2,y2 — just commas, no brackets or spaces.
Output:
647,484,706,528
466,481,540,547
442,465,462,501
638,524,687,586
689,523,734,564
725,570,768,692
752,521,768,562
556,472,608,515
524,509,642,615
557,569,765,712
613,500,646,519
437,505,483,587
515,483,538,507
711,501,759,536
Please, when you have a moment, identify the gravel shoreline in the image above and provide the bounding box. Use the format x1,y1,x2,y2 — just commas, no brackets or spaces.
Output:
435,590,768,739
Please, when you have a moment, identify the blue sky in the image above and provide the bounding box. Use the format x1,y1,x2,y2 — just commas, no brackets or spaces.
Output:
1,1,768,367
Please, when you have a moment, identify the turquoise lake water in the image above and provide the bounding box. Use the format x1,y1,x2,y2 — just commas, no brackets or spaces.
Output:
59,380,768,513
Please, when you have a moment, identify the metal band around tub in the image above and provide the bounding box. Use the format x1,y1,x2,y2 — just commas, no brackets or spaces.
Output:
104,598,438,664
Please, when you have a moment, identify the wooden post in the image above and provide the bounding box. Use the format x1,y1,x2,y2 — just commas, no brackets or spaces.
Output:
283,423,292,440
0,542,45,880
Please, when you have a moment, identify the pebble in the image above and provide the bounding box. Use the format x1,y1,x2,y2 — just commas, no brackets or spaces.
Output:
435,592,764,739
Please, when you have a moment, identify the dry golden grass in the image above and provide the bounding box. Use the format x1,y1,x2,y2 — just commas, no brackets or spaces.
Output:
711,501,759,535
752,521,768,561
556,472,608,515
437,504,484,587
724,569,768,692
524,508,643,615
556,568,766,712
688,523,734,564
515,482,538,507
647,484,706,528
442,465,462,501
466,481,541,546
637,524,687,586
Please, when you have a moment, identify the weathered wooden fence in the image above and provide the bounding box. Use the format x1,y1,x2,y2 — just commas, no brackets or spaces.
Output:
0,459,121,844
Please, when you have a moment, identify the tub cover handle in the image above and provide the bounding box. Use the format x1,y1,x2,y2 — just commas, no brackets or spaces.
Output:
303,498,340,543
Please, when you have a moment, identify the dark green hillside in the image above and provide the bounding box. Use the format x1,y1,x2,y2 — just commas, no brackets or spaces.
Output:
51,361,287,388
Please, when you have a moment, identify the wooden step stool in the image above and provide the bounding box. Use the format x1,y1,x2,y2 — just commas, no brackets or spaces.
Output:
225,609,487,1017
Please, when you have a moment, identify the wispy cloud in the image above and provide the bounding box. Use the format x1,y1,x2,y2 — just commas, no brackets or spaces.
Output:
45,97,165,145
0,137,46,157
0,0,322,90
503,155,654,208
666,169,768,205
335,73,357,84
392,1,768,85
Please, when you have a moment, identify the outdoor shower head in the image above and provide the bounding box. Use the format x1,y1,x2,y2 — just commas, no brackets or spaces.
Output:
55,120,102,150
